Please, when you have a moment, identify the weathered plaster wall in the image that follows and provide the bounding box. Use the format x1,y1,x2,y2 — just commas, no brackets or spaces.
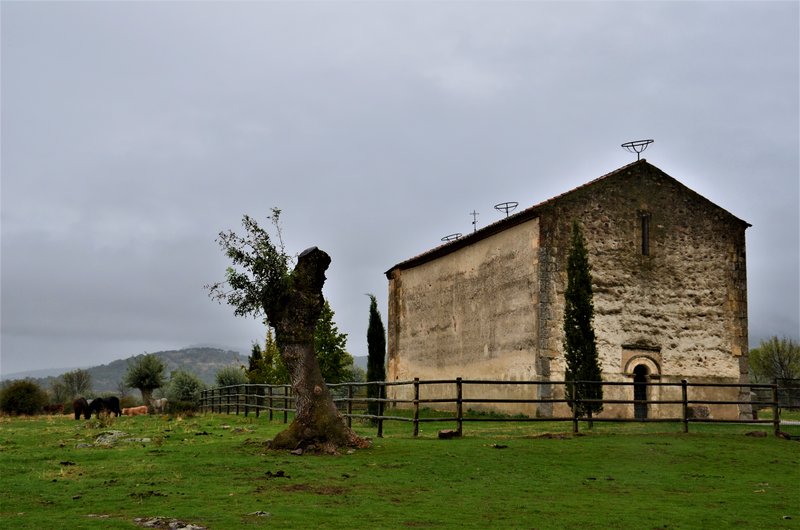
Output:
387,220,540,414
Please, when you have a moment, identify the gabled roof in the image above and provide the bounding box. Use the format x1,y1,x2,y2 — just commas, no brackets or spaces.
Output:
386,159,749,277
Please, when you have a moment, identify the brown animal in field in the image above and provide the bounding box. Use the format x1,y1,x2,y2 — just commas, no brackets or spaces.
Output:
73,397,91,420
122,405,148,416
43,403,64,415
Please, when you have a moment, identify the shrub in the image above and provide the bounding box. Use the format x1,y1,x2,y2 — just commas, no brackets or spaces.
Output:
166,370,206,409
215,365,248,387
0,380,49,416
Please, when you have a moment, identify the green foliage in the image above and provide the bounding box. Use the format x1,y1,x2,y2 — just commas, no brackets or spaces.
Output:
206,208,291,320
245,305,354,386
246,328,290,384
749,336,800,383
366,293,387,417
348,364,367,383
0,380,49,415
123,353,167,403
166,370,206,407
60,369,92,398
563,221,603,417
215,365,248,387
314,300,353,384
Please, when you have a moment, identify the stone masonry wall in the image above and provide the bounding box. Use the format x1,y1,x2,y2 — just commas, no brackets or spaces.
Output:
537,162,749,419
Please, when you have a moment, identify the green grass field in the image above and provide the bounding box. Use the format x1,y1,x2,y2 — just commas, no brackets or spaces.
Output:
1,412,797,529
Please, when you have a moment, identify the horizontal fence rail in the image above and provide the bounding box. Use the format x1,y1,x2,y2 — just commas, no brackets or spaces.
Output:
199,379,795,438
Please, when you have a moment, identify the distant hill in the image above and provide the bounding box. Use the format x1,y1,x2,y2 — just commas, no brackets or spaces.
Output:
352,355,367,371
5,349,371,395
5,347,247,395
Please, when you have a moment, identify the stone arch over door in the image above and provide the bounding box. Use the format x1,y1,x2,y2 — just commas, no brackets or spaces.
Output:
622,349,662,419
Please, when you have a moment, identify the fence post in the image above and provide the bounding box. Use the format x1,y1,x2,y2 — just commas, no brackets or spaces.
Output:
681,379,689,433
377,382,385,438
346,384,353,428
572,382,579,434
243,385,249,417
413,378,420,437
255,385,261,418
226,387,231,415
772,382,780,437
268,386,274,421
456,377,463,437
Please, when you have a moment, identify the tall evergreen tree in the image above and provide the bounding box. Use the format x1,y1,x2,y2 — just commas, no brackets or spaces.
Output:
314,300,353,384
247,328,290,384
563,221,603,423
366,294,386,418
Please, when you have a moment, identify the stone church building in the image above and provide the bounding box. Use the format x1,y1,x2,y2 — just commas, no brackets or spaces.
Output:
384,159,750,420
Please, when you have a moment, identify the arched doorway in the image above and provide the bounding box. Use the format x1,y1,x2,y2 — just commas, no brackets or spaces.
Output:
633,364,649,419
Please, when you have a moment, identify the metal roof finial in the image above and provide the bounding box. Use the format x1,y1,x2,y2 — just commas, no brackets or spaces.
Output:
494,201,519,218
621,139,654,161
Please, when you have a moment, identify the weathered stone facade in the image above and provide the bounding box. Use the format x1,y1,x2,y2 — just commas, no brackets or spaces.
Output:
385,160,750,419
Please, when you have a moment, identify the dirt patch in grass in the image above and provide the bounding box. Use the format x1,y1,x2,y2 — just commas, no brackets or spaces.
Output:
526,432,580,439
281,483,348,495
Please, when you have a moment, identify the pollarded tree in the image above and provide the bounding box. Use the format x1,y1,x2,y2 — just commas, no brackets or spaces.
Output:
366,294,386,418
207,209,368,453
123,353,167,407
563,221,603,424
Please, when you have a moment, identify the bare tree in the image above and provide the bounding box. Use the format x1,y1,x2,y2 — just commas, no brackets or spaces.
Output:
61,369,92,398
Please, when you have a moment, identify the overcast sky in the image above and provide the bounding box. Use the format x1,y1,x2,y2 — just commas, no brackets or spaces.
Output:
2,2,798,376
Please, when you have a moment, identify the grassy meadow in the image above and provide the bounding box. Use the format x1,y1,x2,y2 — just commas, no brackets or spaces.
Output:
0,411,798,529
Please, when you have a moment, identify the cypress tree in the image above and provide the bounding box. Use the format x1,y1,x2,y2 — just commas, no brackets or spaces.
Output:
314,300,352,384
366,294,386,418
563,220,603,424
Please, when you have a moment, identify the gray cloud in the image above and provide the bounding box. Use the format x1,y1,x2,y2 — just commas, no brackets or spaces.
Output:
2,2,797,375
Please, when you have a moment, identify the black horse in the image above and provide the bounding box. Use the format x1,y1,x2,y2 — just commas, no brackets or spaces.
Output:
88,396,122,418
73,397,91,420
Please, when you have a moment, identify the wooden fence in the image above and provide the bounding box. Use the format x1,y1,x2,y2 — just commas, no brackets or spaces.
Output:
199,379,789,437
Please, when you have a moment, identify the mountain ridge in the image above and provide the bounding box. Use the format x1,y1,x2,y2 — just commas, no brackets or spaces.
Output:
2,347,369,394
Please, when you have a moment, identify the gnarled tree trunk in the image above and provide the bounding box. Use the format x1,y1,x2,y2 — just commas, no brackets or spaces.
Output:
265,247,368,453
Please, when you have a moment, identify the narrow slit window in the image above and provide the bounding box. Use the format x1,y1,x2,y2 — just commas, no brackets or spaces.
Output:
641,214,650,256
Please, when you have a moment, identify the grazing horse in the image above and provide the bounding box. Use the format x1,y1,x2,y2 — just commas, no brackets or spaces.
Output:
122,405,148,416
103,396,122,417
151,398,168,414
89,396,122,418
73,397,91,420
